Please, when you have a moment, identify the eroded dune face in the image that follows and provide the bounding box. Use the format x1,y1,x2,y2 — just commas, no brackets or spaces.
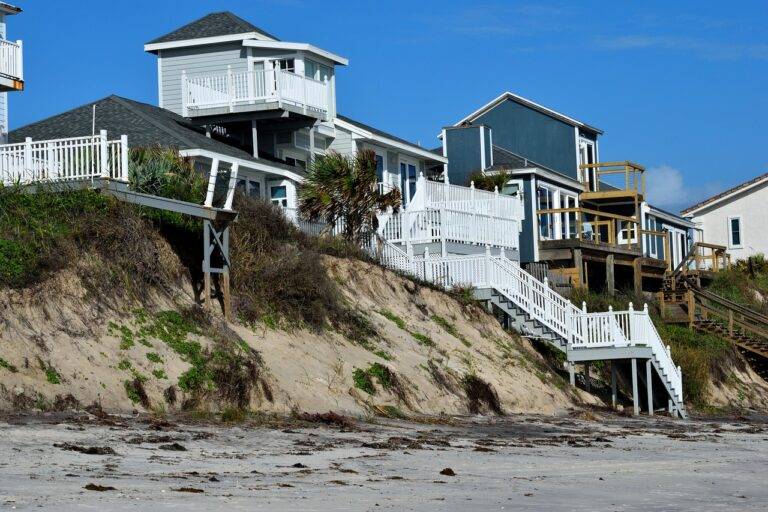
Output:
0,247,593,417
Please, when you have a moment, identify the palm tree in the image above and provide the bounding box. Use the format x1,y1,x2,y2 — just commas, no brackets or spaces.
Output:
299,149,402,244
469,170,511,193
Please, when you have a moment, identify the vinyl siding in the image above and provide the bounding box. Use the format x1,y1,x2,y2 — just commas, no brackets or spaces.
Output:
327,125,356,155
160,42,248,116
444,126,483,186
474,99,579,180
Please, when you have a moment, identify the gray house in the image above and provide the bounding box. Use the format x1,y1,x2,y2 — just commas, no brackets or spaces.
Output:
441,92,693,293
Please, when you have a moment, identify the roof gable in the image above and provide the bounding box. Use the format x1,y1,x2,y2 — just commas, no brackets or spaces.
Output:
146,11,279,46
682,172,768,216
453,92,603,135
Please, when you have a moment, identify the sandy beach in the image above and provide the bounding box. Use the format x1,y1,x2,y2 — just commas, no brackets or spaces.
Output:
1,411,766,511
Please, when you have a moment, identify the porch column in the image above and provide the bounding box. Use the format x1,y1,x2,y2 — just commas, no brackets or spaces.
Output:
569,362,575,386
631,358,639,416
308,122,317,163
605,253,615,296
646,359,654,416
251,120,259,158
611,361,618,409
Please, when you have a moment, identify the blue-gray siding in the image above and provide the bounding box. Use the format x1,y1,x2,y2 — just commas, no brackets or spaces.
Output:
444,126,483,186
518,175,536,263
474,99,578,179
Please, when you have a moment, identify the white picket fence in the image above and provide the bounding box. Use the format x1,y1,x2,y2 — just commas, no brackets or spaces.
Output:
0,131,129,186
375,240,683,404
421,177,525,221
182,67,330,117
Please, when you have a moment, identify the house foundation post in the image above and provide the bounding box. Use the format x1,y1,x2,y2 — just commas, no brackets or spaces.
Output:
606,254,615,296
574,248,584,288
611,361,618,409
569,362,575,387
646,358,653,416
631,358,639,416
251,120,259,158
633,257,643,296
203,220,212,310
584,362,591,392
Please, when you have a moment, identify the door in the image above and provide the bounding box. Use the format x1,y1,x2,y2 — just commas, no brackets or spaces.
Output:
252,61,266,99
578,140,596,191
400,160,417,203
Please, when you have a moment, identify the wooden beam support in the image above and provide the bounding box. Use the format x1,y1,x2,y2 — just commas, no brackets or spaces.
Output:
633,257,642,296
606,253,615,296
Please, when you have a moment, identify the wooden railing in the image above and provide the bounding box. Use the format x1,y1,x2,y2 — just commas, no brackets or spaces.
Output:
0,38,22,82
182,66,331,118
579,161,645,196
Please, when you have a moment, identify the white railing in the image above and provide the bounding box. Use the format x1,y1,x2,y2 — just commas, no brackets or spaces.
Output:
0,131,129,186
0,38,22,81
375,239,684,405
182,67,330,118
421,176,525,221
379,208,519,249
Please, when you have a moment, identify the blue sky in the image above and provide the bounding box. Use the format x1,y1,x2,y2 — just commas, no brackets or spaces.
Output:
10,0,768,212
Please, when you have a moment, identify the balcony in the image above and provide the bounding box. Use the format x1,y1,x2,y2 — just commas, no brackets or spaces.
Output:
579,161,645,203
537,206,669,264
182,67,331,121
0,38,23,91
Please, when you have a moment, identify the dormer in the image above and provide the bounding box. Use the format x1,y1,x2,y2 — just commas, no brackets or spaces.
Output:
144,12,347,123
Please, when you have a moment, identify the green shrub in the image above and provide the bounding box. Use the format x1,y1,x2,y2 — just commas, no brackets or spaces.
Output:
379,309,407,330
431,314,470,347
128,146,206,204
0,357,17,373
410,332,435,348
152,368,167,380
353,367,375,395
146,352,163,364
117,360,132,371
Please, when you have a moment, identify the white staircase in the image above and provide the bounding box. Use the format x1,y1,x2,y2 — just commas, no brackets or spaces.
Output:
372,233,687,418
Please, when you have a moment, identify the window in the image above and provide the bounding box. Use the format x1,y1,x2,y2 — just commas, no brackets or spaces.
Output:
271,185,288,207
248,180,261,199
501,182,520,196
375,154,384,182
305,59,331,82
561,194,577,239
537,185,555,239
728,216,742,248
274,58,295,73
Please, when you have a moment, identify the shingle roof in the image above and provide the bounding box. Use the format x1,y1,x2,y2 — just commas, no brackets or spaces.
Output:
146,11,279,45
681,172,768,216
490,145,553,173
9,95,300,174
336,114,436,157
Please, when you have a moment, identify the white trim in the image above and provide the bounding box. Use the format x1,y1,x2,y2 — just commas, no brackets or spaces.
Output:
452,91,602,133
530,177,539,262
157,50,164,108
488,129,493,167
647,204,694,228
479,125,486,170
242,40,348,66
727,215,743,249
178,148,305,182
485,165,581,191
144,32,277,52
683,175,768,216
334,117,448,163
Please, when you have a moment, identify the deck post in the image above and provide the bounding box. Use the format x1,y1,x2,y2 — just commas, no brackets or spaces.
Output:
222,226,231,321
439,206,447,257
611,362,618,408
99,130,109,178
203,220,212,310
204,158,220,207
574,248,584,288
251,120,259,158
120,135,129,182
633,257,642,296
224,162,240,210
646,359,653,416
631,358,639,416
584,362,591,392
569,362,575,386
606,253,615,296
687,290,695,328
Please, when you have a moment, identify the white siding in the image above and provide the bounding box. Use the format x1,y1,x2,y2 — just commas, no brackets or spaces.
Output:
327,125,355,155
160,42,248,116
690,180,768,261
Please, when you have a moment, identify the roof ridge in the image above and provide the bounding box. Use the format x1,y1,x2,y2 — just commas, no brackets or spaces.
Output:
681,171,768,215
109,96,198,149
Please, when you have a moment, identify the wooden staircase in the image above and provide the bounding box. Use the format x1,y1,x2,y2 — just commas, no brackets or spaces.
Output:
660,244,768,380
